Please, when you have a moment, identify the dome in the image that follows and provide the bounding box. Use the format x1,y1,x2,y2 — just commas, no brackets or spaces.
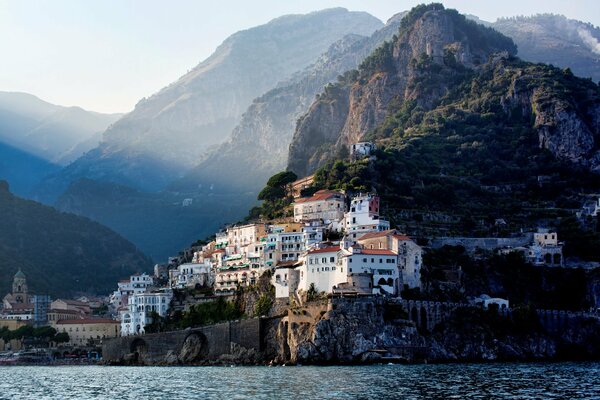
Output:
14,268,26,279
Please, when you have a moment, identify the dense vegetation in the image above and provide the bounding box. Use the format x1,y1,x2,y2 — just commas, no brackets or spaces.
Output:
308,54,600,246
0,181,152,297
413,245,594,310
0,325,69,344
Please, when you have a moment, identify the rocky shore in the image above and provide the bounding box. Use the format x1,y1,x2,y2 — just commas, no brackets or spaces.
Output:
103,296,600,366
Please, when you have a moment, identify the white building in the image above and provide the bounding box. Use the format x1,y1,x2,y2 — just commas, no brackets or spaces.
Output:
351,142,375,157
272,264,300,299
357,230,423,290
109,273,154,311
339,247,399,295
297,246,346,294
293,190,346,226
120,290,173,336
344,194,390,241
169,262,213,289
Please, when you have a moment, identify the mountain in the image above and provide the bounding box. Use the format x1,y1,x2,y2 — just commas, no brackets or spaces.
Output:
285,4,600,241
0,91,122,165
55,179,256,261
0,180,151,297
492,14,600,83
172,12,407,194
0,142,60,197
288,4,518,176
38,8,383,201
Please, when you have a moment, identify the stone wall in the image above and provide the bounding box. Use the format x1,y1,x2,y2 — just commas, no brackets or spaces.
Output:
430,235,533,253
102,318,264,365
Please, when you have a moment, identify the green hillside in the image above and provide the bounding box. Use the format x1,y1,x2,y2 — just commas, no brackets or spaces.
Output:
0,180,152,297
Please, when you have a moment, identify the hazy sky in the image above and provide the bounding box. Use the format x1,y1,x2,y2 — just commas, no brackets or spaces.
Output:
1,0,599,114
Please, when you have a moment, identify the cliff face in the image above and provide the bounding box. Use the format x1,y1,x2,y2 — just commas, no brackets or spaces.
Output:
500,64,600,172
171,13,406,193
288,5,517,176
269,298,600,365
37,8,383,198
492,14,600,83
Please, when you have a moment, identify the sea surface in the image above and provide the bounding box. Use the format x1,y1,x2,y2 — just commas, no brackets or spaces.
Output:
0,362,598,399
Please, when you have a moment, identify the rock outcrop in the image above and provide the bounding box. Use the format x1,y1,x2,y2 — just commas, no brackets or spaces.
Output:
171,13,407,193
287,5,518,176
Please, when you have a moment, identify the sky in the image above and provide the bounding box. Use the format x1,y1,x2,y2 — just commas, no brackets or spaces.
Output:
1,0,599,114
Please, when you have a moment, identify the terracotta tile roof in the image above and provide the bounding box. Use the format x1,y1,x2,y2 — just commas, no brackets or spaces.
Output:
357,230,397,241
276,260,302,268
356,249,397,256
294,190,344,204
393,234,412,241
357,230,413,242
307,246,340,254
7,303,33,311
49,309,82,315
56,318,118,325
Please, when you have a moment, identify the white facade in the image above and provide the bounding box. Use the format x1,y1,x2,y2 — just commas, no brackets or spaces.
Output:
120,290,173,336
170,262,213,289
110,273,154,311
344,194,390,241
339,248,398,295
272,267,294,298
351,142,375,157
297,247,346,294
293,190,346,224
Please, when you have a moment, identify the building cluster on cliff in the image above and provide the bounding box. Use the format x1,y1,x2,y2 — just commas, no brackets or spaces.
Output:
107,169,574,337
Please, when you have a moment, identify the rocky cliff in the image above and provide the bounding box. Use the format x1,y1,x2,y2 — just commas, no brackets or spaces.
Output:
287,5,517,176
492,14,600,83
287,4,600,178
171,13,407,193
38,8,382,199
269,298,600,365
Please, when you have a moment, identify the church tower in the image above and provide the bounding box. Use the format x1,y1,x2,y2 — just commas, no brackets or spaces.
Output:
12,269,28,303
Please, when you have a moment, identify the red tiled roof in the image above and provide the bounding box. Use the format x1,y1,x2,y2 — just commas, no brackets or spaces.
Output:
49,309,81,315
357,230,413,242
276,260,302,268
294,190,344,204
7,303,33,311
357,230,397,241
56,318,118,325
393,234,412,241
308,246,340,254
356,249,397,256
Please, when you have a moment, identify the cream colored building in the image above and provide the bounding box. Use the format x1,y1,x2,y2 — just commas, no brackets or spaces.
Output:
293,190,346,225
54,319,120,346
226,223,268,256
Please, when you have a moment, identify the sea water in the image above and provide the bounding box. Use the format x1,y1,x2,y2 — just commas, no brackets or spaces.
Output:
0,362,598,399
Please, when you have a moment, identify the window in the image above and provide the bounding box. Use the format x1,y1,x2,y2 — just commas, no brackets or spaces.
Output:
379,259,382,263
363,258,367,263
330,257,335,262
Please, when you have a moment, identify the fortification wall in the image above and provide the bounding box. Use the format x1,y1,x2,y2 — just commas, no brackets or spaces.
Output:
102,318,264,365
430,235,532,253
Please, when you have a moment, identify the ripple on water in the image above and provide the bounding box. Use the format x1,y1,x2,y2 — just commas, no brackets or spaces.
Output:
0,362,598,400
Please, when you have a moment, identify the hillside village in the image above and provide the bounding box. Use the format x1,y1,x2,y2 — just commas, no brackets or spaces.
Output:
3,142,599,350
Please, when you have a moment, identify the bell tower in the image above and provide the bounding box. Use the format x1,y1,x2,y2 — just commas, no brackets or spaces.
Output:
12,269,28,303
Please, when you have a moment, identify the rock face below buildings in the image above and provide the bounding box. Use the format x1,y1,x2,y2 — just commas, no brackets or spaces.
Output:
269,298,600,364
103,297,600,366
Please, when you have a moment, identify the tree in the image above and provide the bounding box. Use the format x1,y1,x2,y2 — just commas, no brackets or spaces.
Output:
53,332,70,344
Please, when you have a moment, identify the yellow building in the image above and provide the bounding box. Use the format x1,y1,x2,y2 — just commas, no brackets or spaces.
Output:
55,319,120,346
